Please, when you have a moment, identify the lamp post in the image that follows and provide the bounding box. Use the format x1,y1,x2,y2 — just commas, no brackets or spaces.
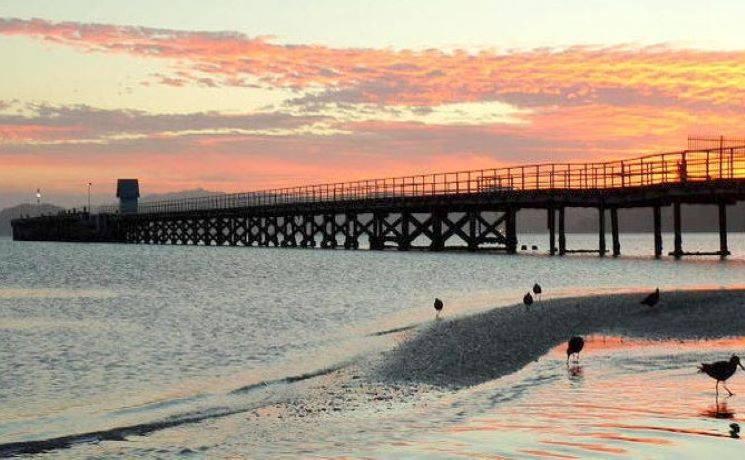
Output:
87,182,92,214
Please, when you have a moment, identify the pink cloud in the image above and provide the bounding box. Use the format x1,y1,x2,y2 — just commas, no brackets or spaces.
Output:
2,18,745,111
2,18,744,200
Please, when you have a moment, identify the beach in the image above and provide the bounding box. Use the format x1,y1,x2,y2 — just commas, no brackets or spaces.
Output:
6,286,745,457
2,235,745,457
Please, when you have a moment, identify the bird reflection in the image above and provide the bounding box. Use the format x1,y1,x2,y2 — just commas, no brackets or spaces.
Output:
567,364,584,380
702,394,735,419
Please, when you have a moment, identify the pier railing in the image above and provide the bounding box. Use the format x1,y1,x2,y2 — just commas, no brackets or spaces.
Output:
97,145,745,215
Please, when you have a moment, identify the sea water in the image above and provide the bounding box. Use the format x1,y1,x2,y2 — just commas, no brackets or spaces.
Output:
1,233,744,457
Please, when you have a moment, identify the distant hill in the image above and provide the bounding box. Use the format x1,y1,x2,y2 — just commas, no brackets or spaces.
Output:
0,203,64,236
140,188,225,203
516,201,745,233
95,188,226,210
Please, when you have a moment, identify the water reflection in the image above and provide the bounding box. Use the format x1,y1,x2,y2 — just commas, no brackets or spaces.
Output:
702,396,735,419
567,364,584,381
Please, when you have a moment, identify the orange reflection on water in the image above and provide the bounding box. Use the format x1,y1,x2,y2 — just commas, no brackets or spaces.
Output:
591,432,671,446
550,335,745,359
597,423,733,439
541,439,627,455
518,448,579,459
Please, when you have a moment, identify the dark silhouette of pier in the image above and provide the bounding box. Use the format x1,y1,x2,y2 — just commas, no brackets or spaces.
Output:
12,139,745,258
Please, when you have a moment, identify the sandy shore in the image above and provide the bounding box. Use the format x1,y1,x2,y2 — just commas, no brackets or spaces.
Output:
6,288,745,457
375,288,745,387
238,288,745,421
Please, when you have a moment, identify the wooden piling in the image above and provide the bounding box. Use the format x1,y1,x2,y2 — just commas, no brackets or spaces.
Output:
610,207,620,257
598,206,606,257
468,211,478,251
719,202,729,258
548,208,556,255
506,208,517,254
673,202,682,259
653,206,662,258
399,212,411,251
431,209,444,251
558,207,566,256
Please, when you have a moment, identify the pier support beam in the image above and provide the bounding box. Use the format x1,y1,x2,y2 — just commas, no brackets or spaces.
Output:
505,208,517,254
467,211,478,251
558,207,566,256
610,207,620,257
719,202,730,258
548,208,556,256
598,206,606,257
673,202,683,259
653,206,662,258
370,212,385,250
399,212,411,251
430,209,444,251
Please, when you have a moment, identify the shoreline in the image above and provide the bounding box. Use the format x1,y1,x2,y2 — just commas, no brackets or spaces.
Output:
375,288,745,387
3,287,745,457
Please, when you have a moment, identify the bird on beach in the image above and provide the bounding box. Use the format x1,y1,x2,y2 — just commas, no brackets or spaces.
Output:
640,288,660,308
566,336,585,365
433,298,444,319
699,355,745,397
523,292,533,307
532,283,542,301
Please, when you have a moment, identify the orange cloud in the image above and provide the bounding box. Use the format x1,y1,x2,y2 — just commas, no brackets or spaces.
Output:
2,18,745,205
2,18,745,111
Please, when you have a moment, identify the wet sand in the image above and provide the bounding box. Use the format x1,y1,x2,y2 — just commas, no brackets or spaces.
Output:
376,288,745,387
6,288,745,457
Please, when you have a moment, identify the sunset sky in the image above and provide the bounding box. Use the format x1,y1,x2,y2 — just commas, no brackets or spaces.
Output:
1,1,745,207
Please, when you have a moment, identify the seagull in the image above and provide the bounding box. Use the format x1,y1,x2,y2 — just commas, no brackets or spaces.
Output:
699,355,745,397
433,298,444,319
567,336,585,365
532,283,542,301
523,292,533,307
640,288,660,308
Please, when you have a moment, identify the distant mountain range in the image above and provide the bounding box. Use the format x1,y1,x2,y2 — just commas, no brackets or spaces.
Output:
140,188,225,202
516,202,745,233
3,192,743,237
0,203,65,235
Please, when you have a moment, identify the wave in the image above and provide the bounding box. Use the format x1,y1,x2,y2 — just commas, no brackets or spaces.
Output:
230,361,350,394
0,361,353,457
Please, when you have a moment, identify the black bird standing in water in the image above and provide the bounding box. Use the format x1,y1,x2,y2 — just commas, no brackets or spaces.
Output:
699,355,745,397
533,283,542,301
641,288,660,308
567,336,585,365
433,298,444,319
523,292,533,306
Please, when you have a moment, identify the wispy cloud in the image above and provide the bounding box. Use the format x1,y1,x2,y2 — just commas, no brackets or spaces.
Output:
1,17,743,202
3,18,745,112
